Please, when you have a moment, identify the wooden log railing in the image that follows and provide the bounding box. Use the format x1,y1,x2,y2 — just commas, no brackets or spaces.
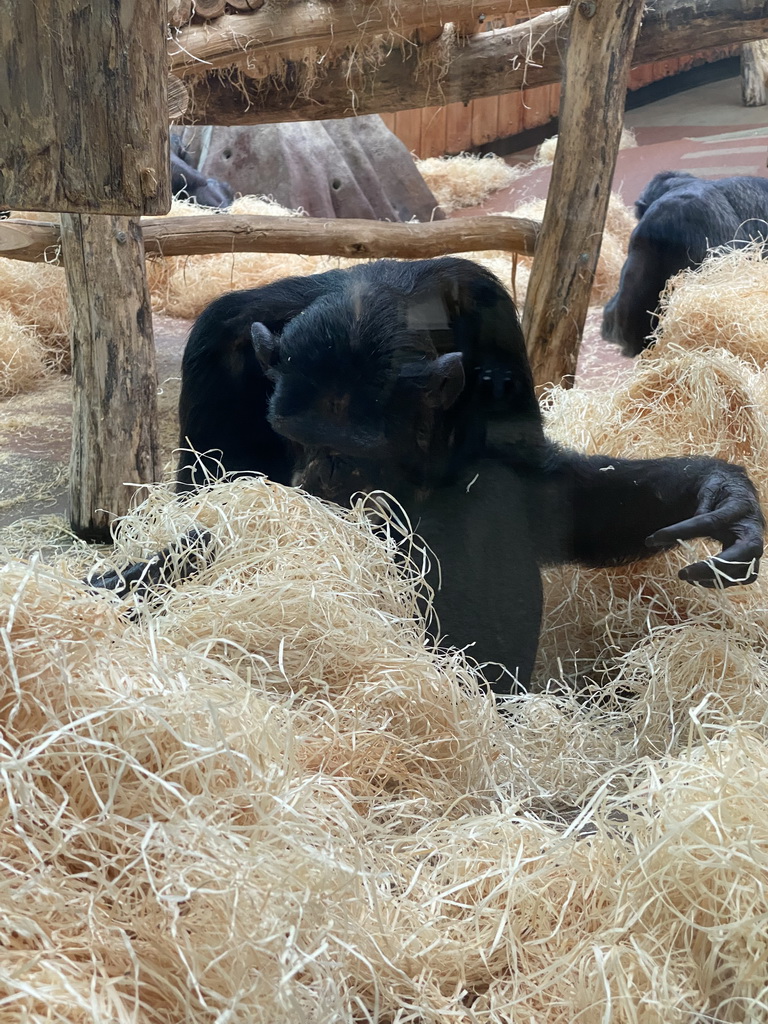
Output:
168,0,557,76
0,213,540,264
172,0,768,125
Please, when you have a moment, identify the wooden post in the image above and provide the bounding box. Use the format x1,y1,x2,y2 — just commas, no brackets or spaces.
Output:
0,1,169,215
741,40,768,106
60,215,160,541
522,0,646,389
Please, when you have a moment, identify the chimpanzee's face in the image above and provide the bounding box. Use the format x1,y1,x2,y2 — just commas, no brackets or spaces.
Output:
250,290,465,495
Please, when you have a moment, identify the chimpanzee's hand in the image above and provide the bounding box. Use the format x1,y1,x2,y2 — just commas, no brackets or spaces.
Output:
86,528,215,599
645,468,764,589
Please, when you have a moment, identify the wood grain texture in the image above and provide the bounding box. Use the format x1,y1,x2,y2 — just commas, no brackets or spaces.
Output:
522,0,646,389
0,0,170,214
60,214,161,541
174,0,768,124
167,0,194,28
169,0,556,73
192,0,227,17
741,40,768,106
0,213,540,262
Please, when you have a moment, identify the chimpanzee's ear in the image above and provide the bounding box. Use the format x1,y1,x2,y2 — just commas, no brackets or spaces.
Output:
423,351,465,409
251,322,279,372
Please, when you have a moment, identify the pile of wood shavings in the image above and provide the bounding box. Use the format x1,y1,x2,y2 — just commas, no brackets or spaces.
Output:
1,429,768,1019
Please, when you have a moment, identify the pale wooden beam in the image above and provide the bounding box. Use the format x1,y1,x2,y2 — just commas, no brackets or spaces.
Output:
522,0,646,389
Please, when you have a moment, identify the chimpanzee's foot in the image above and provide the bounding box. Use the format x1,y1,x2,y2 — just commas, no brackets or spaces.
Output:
86,528,216,600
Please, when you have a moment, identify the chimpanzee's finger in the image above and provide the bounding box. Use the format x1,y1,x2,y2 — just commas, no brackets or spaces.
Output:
678,553,760,588
645,499,755,549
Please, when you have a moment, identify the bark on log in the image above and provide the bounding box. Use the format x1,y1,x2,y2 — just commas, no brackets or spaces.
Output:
167,0,194,28
522,0,646,389
60,215,161,542
741,40,768,106
226,0,267,10
174,0,768,124
0,213,540,263
169,0,547,74
192,0,227,17
0,0,170,214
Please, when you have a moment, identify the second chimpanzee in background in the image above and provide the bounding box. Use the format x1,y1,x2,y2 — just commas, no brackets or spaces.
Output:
602,171,768,356
168,257,764,691
170,136,234,210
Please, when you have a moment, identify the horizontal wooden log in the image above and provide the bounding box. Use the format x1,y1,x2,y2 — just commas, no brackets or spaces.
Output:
192,0,227,17
169,0,553,74
175,0,768,124
226,0,267,11
167,0,193,28
0,214,540,263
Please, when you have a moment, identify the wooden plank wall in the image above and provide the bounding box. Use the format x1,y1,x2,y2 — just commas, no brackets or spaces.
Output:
382,47,738,158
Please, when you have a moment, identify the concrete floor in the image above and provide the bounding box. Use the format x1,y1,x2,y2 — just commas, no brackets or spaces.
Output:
624,74,768,131
0,71,766,541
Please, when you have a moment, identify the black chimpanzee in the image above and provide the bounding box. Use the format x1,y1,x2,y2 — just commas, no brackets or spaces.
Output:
170,137,234,210
602,171,768,356
97,258,764,692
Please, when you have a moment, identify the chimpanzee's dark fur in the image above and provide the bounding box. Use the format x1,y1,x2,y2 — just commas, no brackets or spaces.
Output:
170,257,764,691
170,136,233,209
602,171,768,356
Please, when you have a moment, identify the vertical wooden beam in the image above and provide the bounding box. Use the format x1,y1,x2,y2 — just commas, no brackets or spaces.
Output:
522,0,646,389
0,0,169,215
60,215,160,541
741,40,768,107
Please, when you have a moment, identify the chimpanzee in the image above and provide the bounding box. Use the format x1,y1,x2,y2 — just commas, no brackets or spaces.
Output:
96,258,763,692
602,171,768,356
170,137,234,210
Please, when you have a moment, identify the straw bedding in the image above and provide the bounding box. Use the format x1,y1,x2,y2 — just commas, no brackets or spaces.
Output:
535,127,637,165
651,240,768,365
147,196,358,321
0,308,49,397
0,258,69,376
4,332,768,1020
416,152,521,213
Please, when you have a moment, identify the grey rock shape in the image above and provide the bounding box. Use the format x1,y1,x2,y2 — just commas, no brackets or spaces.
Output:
173,116,443,222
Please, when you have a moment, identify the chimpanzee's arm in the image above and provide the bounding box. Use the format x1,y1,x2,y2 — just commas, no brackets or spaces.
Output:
533,451,764,588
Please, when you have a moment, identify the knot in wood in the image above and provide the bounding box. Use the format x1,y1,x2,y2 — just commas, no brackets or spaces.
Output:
577,1,596,17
